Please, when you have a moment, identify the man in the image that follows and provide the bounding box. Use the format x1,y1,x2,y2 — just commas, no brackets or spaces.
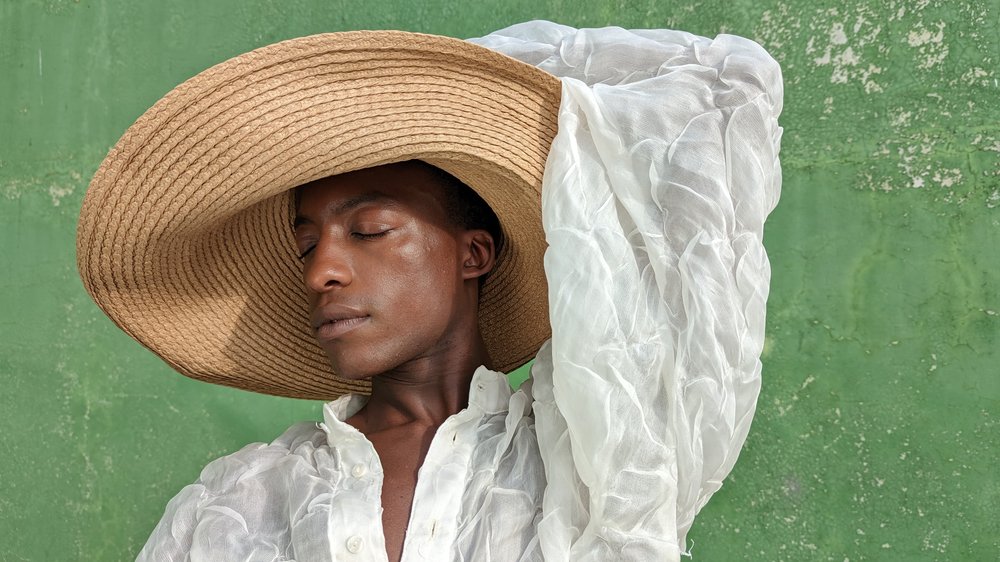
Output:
78,21,782,561
293,161,510,560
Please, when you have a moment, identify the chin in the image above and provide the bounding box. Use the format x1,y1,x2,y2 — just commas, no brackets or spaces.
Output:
318,327,438,381
325,355,378,382
322,345,397,382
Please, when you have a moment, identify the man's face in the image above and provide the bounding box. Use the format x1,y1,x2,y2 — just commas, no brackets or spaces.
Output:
292,161,474,380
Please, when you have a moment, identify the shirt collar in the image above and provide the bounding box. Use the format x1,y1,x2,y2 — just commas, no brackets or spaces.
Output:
466,365,513,415
320,365,513,437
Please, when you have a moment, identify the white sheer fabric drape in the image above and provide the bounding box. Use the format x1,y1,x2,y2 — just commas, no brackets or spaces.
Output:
474,21,783,559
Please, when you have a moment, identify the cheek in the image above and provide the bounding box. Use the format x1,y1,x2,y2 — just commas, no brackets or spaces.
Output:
380,237,461,313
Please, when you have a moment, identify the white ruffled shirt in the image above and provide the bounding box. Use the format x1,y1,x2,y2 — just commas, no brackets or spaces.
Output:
137,20,782,562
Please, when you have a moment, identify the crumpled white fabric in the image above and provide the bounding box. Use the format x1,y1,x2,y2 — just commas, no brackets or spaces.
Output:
474,20,783,560
134,21,782,562
137,368,547,561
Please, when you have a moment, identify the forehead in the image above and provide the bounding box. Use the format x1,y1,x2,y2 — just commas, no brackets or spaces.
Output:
294,161,450,220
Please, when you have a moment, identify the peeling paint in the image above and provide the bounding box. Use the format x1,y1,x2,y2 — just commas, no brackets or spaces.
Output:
2,170,82,208
907,21,945,47
907,20,949,69
48,183,75,206
803,10,885,93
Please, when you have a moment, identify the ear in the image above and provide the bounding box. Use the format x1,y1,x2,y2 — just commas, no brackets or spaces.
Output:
460,230,496,281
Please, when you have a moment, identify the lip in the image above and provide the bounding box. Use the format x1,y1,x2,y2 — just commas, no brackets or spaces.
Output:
315,315,370,340
311,304,370,341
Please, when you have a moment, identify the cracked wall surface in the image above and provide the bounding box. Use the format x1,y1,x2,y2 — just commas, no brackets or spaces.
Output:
1,0,997,560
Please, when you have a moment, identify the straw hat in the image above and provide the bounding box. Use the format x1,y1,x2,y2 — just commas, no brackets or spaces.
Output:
76,31,561,400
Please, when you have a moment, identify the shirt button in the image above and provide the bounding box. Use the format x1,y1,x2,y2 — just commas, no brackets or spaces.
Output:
351,463,367,478
346,535,364,553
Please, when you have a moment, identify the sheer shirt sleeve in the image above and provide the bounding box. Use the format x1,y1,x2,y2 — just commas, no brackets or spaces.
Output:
473,21,784,560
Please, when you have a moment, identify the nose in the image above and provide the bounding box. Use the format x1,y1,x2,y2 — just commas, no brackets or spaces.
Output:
302,242,353,293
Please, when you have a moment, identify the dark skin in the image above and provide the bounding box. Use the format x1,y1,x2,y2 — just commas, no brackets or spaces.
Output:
293,161,497,562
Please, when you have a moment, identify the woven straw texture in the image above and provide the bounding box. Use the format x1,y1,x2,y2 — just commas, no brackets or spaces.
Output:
76,31,561,400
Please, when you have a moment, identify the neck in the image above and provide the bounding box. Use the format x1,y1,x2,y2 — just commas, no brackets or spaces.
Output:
352,331,492,435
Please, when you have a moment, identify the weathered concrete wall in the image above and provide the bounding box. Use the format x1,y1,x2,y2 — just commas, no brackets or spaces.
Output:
1,0,997,559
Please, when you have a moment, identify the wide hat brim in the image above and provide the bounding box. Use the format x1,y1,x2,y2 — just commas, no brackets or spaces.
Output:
77,31,561,400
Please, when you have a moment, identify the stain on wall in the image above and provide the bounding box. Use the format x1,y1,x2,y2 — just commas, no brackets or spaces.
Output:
1,0,997,560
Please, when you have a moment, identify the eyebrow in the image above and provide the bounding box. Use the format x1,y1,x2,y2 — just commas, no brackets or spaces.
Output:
293,190,395,228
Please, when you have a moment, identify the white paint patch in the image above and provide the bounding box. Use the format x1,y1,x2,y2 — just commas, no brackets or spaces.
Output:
840,47,860,65
829,43,862,85
907,21,949,70
2,180,24,200
48,184,74,206
921,527,951,553
830,22,848,45
754,5,803,57
907,22,944,46
960,67,991,86
932,168,962,188
971,133,1000,157
813,46,831,66
48,171,82,206
891,111,912,127
809,11,885,92
987,190,1000,209
859,64,884,93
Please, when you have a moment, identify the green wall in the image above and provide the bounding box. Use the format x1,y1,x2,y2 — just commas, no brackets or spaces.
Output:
2,0,997,559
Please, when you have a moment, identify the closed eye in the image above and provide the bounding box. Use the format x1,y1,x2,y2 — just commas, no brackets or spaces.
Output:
297,245,316,260
351,230,390,240
296,228,391,259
